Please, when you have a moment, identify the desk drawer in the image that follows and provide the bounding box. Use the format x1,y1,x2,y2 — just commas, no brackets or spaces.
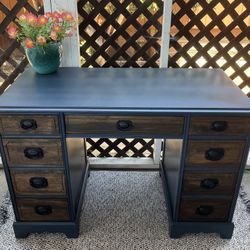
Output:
189,116,250,137
0,115,59,135
3,139,63,167
11,170,66,196
182,172,237,196
179,199,230,221
65,115,184,136
16,199,69,221
185,140,244,167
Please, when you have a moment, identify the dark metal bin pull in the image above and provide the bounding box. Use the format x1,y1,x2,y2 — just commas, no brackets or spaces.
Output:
196,205,214,216
200,178,219,189
205,148,224,161
116,120,133,131
30,177,48,188
20,119,37,130
35,205,52,216
24,147,44,160
211,121,228,132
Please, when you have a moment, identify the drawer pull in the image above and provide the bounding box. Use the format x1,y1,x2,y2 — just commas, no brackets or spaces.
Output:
200,178,219,189
116,120,133,131
196,205,214,216
205,148,224,161
24,147,44,160
30,177,48,188
211,121,228,132
20,119,37,130
35,205,52,216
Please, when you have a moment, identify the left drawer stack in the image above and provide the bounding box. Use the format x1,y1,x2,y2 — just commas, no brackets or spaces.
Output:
0,114,70,221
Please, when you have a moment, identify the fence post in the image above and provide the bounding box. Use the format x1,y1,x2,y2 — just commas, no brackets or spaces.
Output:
42,0,80,67
154,0,173,164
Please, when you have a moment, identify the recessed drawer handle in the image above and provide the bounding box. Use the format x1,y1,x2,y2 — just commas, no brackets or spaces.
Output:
24,147,44,160
20,119,37,130
205,148,224,161
196,205,214,216
200,178,219,189
211,121,228,132
116,120,133,131
30,177,48,188
35,205,52,216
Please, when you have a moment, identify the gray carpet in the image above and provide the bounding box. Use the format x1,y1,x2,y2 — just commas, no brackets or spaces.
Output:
0,170,250,250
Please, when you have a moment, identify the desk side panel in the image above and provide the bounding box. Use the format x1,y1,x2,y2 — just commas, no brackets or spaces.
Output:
66,138,87,215
162,139,183,219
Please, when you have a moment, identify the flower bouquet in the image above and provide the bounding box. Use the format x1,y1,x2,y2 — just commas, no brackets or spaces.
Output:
7,11,76,74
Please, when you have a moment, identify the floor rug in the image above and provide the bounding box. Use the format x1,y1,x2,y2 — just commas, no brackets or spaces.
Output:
0,171,250,250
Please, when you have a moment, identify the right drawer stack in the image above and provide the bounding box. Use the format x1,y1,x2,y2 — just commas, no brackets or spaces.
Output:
179,116,250,222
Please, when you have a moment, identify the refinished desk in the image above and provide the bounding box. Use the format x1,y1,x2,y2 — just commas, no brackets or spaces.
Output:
0,68,249,239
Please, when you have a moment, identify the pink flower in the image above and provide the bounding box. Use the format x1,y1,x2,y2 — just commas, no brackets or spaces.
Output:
36,35,46,45
65,30,73,37
50,31,58,41
19,14,27,22
61,12,74,22
24,38,34,48
52,24,62,32
26,13,37,25
37,15,48,25
44,12,52,18
7,26,18,39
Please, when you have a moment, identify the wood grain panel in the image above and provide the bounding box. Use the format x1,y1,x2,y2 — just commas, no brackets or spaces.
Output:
3,139,63,166
185,140,245,167
65,115,184,136
189,116,250,136
179,199,231,221
11,170,66,196
182,172,237,195
0,115,59,135
16,199,69,221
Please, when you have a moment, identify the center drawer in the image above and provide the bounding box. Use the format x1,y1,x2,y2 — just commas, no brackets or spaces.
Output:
3,139,63,167
16,199,70,221
11,170,66,196
65,115,184,136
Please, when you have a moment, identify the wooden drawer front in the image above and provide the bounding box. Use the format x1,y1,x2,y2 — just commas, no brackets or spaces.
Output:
189,116,250,136
185,140,245,167
11,170,66,196
179,200,230,221
0,115,59,135
65,115,184,136
16,199,69,221
182,172,237,195
3,139,63,166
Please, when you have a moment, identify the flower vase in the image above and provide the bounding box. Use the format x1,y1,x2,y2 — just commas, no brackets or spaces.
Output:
25,43,62,74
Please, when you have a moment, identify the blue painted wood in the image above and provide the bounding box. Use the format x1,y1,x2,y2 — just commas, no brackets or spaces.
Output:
0,68,249,111
0,68,249,239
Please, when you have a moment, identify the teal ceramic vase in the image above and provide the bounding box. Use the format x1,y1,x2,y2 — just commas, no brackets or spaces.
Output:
25,43,62,74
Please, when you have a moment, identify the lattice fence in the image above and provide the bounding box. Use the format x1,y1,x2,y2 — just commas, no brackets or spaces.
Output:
169,0,250,96
0,0,43,94
78,0,163,157
78,0,163,67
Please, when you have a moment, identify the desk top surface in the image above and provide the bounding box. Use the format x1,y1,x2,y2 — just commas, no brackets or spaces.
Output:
0,67,249,113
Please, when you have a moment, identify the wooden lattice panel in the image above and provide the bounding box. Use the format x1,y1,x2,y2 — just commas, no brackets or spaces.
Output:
87,138,154,157
78,0,163,67
78,0,163,157
0,0,42,94
169,0,250,96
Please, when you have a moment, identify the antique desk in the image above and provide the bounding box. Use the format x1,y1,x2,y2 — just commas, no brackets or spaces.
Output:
0,68,249,239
